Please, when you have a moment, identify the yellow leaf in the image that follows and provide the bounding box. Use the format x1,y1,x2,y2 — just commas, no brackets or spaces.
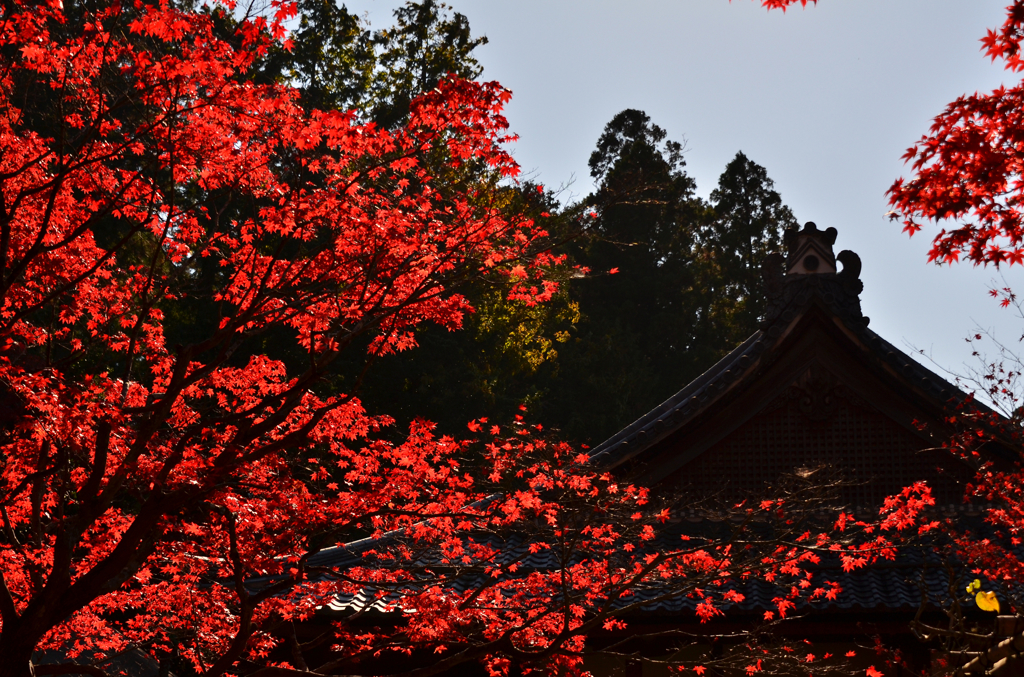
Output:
976,591,1001,613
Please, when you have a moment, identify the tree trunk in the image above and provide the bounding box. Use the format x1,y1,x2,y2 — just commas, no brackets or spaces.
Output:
0,653,36,677
0,628,46,677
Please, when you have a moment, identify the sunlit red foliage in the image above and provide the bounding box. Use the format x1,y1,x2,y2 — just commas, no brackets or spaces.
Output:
0,0,568,670
884,2,1024,266
758,0,1024,267
756,0,817,9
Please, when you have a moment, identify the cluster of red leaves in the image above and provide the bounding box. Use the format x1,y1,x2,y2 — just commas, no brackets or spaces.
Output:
938,396,1024,605
981,1,1024,73
324,426,880,677
756,0,817,9
885,1,1024,266
758,0,1024,268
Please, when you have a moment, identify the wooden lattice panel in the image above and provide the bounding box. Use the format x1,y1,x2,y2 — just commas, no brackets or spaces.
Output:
675,392,963,507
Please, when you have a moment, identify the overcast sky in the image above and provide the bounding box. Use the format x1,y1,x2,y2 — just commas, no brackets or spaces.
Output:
348,0,1016,380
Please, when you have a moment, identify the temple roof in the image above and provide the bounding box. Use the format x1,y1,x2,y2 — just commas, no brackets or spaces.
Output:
588,222,987,483
319,530,954,617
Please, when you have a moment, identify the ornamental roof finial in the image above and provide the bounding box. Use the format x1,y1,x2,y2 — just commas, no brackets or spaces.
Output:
785,222,837,275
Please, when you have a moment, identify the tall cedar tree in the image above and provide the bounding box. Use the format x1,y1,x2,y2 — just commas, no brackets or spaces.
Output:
535,111,796,444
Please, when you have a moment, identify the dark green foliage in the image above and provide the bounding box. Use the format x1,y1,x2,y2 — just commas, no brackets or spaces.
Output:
585,109,700,275
361,108,799,447
530,110,715,443
588,109,686,184
527,115,797,445
368,0,487,128
352,183,583,437
285,0,375,112
702,151,798,341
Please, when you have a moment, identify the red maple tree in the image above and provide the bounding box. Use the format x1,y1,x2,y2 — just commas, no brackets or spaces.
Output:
0,0,559,670
0,0,888,675
886,1,1024,267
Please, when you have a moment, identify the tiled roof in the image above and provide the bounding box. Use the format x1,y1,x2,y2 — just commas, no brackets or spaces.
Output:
318,527,958,618
588,254,982,470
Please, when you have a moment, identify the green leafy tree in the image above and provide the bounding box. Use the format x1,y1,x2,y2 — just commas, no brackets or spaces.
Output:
282,0,375,112
367,0,488,128
353,182,583,436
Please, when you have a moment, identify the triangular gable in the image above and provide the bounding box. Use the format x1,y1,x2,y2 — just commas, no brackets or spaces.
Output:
660,360,969,506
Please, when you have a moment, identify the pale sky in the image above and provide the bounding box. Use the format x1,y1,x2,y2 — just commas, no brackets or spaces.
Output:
348,0,1017,381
